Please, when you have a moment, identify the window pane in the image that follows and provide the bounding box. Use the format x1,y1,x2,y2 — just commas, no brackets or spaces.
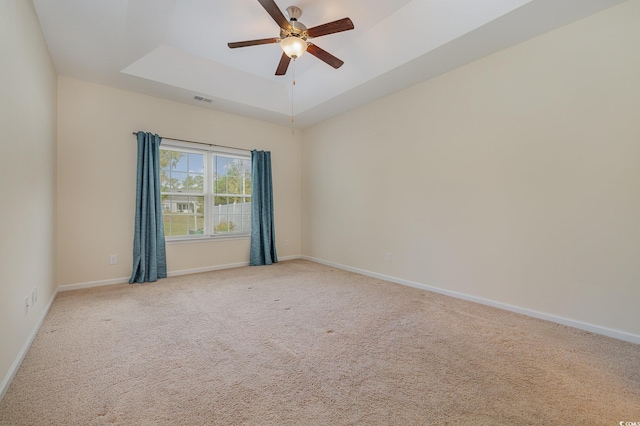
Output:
242,199,251,214
213,196,228,234
162,214,171,236
188,153,204,174
244,170,252,195
228,176,240,194
229,199,240,214
165,214,187,237
164,209,185,236
185,173,204,193
214,218,233,233
214,196,229,207
227,215,242,234
196,215,205,233
242,214,251,233
160,150,185,172
213,174,226,196
171,171,187,191
214,156,229,181
162,195,204,237
173,155,188,172
188,196,204,234
160,170,170,192
175,215,189,236
213,211,229,234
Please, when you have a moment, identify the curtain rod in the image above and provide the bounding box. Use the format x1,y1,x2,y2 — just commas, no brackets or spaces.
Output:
132,132,252,153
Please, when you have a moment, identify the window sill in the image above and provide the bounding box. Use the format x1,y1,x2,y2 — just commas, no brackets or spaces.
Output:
165,234,250,245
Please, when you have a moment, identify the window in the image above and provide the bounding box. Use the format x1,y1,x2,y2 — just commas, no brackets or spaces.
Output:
160,142,251,239
212,154,252,235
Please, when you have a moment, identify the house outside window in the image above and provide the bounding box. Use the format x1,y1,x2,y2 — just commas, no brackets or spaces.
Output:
160,142,251,239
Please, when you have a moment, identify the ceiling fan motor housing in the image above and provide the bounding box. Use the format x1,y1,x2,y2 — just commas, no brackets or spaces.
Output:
281,21,307,39
281,7,307,40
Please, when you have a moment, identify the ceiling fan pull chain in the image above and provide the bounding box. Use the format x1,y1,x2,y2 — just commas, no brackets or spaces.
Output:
291,59,296,130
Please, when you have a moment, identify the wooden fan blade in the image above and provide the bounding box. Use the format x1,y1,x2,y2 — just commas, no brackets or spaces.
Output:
258,0,291,30
307,17,354,38
275,52,291,75
228,37,279,49
306,44,344,69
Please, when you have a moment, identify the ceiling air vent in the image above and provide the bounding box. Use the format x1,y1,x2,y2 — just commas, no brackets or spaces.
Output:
193,95,213,103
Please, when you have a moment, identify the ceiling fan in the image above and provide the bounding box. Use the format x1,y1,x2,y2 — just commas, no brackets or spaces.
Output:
228,0,354,76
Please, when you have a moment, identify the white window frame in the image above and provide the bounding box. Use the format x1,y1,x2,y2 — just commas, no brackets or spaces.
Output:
160,140,251,242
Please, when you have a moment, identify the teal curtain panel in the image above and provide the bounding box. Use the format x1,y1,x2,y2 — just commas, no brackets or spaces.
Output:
129,132,167,283
249,150,278,266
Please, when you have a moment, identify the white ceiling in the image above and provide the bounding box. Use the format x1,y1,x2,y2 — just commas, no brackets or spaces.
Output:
34,0,626,128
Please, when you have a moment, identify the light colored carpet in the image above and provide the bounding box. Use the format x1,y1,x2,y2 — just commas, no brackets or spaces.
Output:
1,259,639,425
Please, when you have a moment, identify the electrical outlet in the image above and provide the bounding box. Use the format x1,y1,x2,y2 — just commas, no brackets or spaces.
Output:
33,286,38,303
109,255,117,265
284,240,290,247
31,288,35,307
24,296,30,314
385,253,392,262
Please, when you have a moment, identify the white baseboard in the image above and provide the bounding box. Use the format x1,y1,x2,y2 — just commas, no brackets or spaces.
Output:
302,255,640,345
58,255,303,292
277,255,302,261
58,276,131,292
165,255,300,277
0,288,58,402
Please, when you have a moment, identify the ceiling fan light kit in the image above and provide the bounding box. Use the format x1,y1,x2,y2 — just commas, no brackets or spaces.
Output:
227,0,354,75
280,36,307,59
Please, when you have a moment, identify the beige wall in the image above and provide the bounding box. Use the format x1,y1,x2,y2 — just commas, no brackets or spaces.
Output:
302,0,640,338
57,77,301,286
0,0,58,393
